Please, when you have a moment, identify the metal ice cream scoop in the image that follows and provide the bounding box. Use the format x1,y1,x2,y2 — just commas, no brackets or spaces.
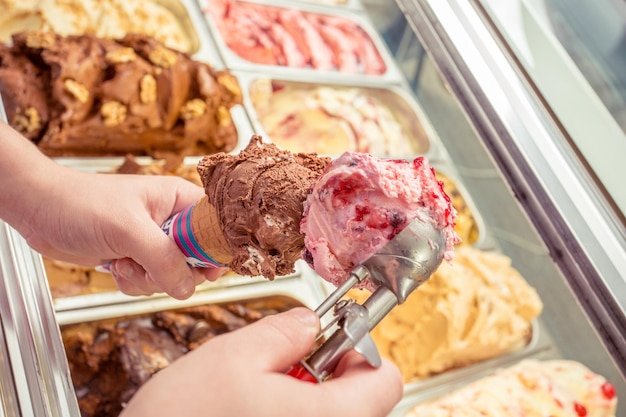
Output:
287,218,447,382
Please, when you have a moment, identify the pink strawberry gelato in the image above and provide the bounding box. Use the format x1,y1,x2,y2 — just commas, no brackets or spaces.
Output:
205,0,387,75
300,152,460,290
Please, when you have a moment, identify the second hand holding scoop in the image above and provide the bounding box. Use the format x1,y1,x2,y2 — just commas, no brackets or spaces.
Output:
287,218,447,382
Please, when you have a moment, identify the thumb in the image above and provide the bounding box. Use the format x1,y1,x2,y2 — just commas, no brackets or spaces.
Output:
224,307,320,372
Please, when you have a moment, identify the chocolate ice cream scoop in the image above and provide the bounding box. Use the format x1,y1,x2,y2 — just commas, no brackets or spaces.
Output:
95,135,329,279
197,135,331,278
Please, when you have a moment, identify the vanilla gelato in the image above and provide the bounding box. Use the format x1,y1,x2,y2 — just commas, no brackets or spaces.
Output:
0,0,192,53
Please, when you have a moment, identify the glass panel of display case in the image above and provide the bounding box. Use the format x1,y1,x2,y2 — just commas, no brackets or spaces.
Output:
475,0,626,218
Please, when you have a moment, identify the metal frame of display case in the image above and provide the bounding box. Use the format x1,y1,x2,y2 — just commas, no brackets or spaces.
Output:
0,222,80,417
394,0,626,377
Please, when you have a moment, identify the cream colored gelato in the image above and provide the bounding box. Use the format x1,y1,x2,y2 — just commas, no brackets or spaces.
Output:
0,0,192,53
346,246,543,382
406,359,618,417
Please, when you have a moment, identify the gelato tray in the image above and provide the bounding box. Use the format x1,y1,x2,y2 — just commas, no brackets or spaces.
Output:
403,359,618,417
0,0,200,56
198,0,404,84
240,75,441,158
0,31,245,159
58,287,313,417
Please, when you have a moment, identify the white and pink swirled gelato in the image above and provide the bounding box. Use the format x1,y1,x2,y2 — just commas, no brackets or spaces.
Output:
406,359,618,417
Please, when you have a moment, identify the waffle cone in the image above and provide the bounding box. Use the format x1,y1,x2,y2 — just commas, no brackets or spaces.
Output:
190,196,232,265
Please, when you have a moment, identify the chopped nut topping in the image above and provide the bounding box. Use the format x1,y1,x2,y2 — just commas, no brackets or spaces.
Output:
180,99,207,120
217,73,242,97
105,47,137,64
101,101,127,126
25,31,55,48
140,74,157,104
217,105,232,127
13,107,41,133
63,79,89,103
148,45,177,68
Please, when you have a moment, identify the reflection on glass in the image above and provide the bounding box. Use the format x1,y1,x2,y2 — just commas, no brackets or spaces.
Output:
544,0,626,133
480,0,626,133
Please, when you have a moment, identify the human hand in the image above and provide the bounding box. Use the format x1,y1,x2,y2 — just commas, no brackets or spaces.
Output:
120,307,403,417
14,165,225,299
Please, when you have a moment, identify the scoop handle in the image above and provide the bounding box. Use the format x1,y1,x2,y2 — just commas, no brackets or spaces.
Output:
286,363,319,383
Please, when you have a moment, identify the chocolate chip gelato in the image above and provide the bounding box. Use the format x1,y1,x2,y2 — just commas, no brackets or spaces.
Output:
197,135,330,278
0,32,242,157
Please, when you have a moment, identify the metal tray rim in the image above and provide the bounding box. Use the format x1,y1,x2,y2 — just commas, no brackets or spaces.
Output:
55,269,321,326
252,0,365,11
431,160,492,250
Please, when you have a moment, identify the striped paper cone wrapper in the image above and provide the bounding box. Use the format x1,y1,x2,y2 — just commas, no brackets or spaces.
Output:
98,196,230,272
161,196,232,268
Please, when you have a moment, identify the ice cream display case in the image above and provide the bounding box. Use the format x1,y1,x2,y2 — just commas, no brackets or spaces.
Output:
0,0,625,416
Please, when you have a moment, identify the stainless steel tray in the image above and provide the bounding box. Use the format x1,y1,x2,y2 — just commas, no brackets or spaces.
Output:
234,71,444,160
55,265,324,325
197,0,405,85
57,279,326,416
399,317,545,395
51,259,311,315
177,0,226,66
154,0,202,55
390,328,556,417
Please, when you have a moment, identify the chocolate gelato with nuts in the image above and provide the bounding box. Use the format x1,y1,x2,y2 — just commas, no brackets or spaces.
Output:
197,135,330,278
62,296,301,417
0,31,242,157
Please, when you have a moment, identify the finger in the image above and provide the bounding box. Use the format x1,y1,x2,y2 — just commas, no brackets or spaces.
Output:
122,220,196,300
195,267,228,282
113,276,152,296
110,258,162,293
110,262,154,296
321,352,403,417
212,307,320,372
191,270,208,286
167,177,206,213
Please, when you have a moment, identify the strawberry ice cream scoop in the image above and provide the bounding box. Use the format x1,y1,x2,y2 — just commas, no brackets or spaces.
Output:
300,152,460,290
